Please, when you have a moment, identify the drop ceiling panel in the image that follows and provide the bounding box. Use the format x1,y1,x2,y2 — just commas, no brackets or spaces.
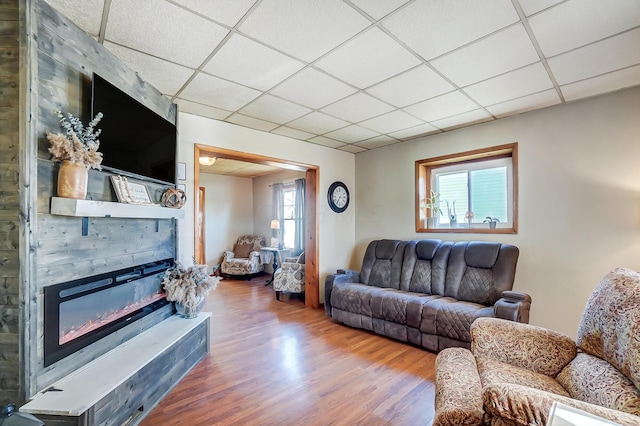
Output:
170,0,258,27
528,0,640,57
323,125,380,144
359,110,424,134
404,91,478,122
431,109,493,130
382,0,519,60
321,92,394,123
464,62,554,106
226,113,279,132
269,68,358,109
103,42,194,95
314,27,422,89
547,29,640,85
105,0,229,68
485,89,561,118
179,73,262,111
431,24,540,87
44,0,104,36
338,144,368,153
560,65,640,102
271,126,315,140
355,135,400,149
239,95,311,124
174,98,231,120
308,136,346,149
365,66,454,107
517,0,563,16
348,0,411,20
202,34,304,91
239,0,371,62
389,123,440,140
287,112,350,135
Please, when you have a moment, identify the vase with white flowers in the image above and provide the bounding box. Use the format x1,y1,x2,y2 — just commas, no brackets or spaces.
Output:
47,110,104,199
161,261,220,318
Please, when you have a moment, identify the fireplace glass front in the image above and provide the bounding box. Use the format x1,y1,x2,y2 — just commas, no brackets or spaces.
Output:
44,259,173,367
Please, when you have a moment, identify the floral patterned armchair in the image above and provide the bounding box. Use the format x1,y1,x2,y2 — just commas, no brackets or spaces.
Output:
434,267,640,426
220,235,265,279
273,252,305,300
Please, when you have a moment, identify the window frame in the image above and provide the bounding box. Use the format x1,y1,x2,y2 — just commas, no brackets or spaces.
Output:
282,183,296,249
415,143,518,234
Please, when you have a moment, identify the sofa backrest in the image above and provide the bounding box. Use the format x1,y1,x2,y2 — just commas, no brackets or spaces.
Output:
576,267,640,391
360,240,406,289
400,240,451,294
443,241,519,305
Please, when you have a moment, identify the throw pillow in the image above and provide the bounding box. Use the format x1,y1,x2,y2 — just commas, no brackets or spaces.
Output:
234,243,253,258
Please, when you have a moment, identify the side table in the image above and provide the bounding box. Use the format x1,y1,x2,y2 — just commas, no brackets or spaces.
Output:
260,247,290,285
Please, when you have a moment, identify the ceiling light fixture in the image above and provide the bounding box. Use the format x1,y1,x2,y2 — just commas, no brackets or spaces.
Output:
199,156,216,166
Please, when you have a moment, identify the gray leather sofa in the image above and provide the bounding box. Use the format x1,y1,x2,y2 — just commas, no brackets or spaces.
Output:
325,239,531,352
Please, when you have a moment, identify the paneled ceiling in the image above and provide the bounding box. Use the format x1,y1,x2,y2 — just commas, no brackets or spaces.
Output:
45,0,640,154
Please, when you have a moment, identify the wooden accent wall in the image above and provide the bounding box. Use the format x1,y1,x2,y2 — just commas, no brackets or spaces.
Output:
0,0,21,405
6,0,180,404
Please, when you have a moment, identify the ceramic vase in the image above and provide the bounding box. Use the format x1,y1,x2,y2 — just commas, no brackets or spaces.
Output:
57,160,88,199
175,298,205,319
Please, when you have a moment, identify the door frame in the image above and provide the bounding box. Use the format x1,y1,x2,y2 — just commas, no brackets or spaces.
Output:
194,144,320,309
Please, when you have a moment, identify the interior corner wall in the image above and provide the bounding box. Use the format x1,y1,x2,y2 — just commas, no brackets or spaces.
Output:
199,173,254,269
177,113,356,303
354,86,640,338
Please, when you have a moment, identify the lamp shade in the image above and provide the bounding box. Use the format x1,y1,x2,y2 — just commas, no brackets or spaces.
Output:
199,156,216,166
270,220,280,230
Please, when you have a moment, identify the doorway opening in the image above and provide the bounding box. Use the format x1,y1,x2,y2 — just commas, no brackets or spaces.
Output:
194,144,319,309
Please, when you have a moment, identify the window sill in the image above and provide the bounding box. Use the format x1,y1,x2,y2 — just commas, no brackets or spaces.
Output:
417,225,517,234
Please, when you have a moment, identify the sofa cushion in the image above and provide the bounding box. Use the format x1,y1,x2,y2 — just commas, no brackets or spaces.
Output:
458,267,493,305
370,290,440,328
421,298,489,342
233,243,252,258
331,282,392,317
577,267,640,390
465,242,500,268
477,357,570,397
360,240,406,289
556,352,640,415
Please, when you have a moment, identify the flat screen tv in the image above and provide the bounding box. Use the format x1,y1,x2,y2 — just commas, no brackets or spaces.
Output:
91,74,177,185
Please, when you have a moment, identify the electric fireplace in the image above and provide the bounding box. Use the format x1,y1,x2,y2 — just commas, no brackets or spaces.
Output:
43,259,173,367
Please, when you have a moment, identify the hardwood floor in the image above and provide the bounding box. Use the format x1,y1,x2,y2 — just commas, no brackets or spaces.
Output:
140,276,437,426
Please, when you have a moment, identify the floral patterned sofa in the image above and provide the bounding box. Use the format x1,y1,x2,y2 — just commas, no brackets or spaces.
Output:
220,235,265,279
434,267,640,426
273,252,305,300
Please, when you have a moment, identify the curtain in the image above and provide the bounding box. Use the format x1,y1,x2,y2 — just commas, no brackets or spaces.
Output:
272,183,284,246
294,178,305,256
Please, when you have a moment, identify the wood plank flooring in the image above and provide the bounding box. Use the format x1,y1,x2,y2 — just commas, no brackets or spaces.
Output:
140,276,437,426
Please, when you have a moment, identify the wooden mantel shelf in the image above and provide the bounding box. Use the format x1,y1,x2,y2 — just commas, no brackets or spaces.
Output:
51,197,185,219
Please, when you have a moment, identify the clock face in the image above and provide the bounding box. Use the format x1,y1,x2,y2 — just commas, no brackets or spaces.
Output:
328,181,349,213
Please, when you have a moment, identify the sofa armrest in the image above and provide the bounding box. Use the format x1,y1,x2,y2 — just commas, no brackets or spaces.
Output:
471,317,576,377
483,382,640,426
434,348,484,426
223,251,234,260
249,251,261,259
494,290,532,323
324,271,361,316
336,269,360,276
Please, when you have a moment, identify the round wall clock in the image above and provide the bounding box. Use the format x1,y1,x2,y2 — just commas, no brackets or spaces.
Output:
328,181,349,213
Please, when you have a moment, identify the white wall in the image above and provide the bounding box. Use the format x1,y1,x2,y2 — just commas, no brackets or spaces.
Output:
177,113,356,302
354,86,640,338
199,173,254,269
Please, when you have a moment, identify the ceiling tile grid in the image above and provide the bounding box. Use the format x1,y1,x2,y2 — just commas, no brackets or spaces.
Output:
46,0,640,154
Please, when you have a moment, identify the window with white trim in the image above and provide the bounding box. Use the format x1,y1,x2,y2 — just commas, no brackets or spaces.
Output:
416,143,518,234
282,185,296,249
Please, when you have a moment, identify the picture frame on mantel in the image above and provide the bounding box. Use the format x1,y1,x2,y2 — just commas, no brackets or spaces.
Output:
110,176,153,204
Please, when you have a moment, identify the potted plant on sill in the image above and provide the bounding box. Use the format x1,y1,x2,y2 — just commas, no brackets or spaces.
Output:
421,190,442,229
161,261,220,318
46,110,104,199
483,217,500,229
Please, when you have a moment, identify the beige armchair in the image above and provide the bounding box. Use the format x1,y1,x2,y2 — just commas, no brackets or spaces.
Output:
220,235,265,279
273,252,305,300
434,267,640,426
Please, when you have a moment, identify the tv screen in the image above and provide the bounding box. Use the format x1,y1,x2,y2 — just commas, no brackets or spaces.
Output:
91,74,177,185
